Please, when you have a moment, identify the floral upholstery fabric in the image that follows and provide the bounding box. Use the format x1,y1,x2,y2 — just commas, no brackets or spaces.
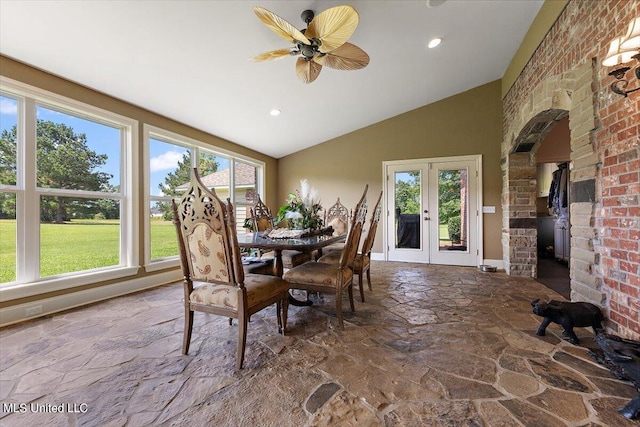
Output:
243,274,289,307
190,275,288,310
317,251,341,264
186,223,231,283
318,251,369,271
328,217,348,236
351,253,369,271
190,282,239,309
283,262,353,288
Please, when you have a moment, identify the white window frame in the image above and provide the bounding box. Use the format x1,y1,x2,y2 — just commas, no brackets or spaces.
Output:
0,77,139,300
143,124,265,272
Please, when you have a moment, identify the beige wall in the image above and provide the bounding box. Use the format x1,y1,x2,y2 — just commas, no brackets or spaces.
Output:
278,80,504,260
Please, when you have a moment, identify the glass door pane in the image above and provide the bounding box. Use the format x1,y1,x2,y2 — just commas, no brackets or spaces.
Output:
394,170,421,249
436,168,468,252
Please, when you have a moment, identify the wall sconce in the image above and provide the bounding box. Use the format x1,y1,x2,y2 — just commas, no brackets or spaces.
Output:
603,17,640,97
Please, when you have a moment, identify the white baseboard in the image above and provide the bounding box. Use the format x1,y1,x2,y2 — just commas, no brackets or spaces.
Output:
0,269,182,327
370,253,504,270
371,252,384,261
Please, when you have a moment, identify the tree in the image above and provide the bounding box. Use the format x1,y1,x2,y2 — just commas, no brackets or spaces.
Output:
438,170,461,224
395,172,420,215
0,126,18,218
0,120,112,222
157,153,219,220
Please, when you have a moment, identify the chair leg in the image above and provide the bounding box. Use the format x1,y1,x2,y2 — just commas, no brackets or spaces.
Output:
237,313,248,370
281,295,289,334
357,269,365,302
348,284,355,311
183,308,194,355
366,267,372,291
276,300,283,333
335,288,344,330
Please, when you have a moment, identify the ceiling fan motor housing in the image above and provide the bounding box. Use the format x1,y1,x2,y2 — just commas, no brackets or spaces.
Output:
301,9,314,24
299,41,320,60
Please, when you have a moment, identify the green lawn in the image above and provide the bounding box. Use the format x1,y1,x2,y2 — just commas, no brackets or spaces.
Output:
0,220,17,283
150,218,179,259
0,218,178,283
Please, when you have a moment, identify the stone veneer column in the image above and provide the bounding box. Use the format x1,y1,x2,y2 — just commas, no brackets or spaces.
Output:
502,152,537,277
567,61,603,305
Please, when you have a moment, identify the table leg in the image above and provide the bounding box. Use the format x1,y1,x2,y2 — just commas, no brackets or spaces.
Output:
273,249,312,307
272,249,284,277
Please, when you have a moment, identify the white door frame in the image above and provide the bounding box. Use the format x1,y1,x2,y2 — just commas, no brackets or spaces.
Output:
382,155,483,266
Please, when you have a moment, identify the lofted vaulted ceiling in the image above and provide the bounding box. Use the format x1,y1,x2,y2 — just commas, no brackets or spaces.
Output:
0,1,543,158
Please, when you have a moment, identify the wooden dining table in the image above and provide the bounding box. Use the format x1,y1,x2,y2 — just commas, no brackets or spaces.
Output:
237,231,346,306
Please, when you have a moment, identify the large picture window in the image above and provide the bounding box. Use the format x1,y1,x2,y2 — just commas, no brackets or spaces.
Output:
144,126,264,270
0,79,138,292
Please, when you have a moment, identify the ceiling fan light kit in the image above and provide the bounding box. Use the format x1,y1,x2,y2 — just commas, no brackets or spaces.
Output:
252,5,370,83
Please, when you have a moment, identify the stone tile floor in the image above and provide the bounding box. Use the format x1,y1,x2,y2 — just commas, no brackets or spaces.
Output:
1,262,638,426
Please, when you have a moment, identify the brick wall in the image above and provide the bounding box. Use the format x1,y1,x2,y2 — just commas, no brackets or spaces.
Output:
502,0,639,339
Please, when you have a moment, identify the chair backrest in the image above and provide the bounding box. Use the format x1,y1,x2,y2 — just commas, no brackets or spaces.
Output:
250,195,275,232
226,199,246,285
325,197,350,236
360,191,383,257
172,168,237,287
340,185,368,268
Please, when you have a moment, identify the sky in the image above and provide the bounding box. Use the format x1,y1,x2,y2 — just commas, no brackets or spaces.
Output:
0,94,229,197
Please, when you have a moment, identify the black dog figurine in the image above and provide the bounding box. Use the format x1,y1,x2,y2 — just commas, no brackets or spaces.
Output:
531,299,603,344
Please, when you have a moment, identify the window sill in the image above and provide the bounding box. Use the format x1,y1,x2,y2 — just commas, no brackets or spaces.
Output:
0,266,140,302
144,258,180,273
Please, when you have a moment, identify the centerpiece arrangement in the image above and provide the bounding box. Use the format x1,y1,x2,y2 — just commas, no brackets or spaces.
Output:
276,179,323,233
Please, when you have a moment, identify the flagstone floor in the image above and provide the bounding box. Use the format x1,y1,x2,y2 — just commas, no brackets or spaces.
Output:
1,262,638,426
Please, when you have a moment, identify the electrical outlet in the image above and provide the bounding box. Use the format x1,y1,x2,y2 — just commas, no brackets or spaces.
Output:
26,305,42,317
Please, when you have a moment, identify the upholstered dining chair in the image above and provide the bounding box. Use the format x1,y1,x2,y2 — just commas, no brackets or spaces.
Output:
283,185,368,329
318,191,383,302
249,195,312,270
322,197,350,254
172,169,289,370
324,197,350,236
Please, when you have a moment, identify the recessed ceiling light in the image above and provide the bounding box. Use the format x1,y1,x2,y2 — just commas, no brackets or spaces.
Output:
428,38,442,49
270,109,281,116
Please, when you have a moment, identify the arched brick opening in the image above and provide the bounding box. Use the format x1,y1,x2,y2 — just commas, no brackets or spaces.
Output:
502,66,603,308
505,109,568,278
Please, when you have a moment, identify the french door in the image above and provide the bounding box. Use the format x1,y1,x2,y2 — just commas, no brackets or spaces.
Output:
384,156,482,266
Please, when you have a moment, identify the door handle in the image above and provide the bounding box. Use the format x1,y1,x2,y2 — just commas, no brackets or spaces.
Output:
424,217,430,221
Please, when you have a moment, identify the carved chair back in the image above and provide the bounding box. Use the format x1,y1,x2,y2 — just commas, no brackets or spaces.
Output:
339,185,368,269
250,195,275,232
360,191,383,257
325,197,350,236
172,168,238,289
226,199,246,285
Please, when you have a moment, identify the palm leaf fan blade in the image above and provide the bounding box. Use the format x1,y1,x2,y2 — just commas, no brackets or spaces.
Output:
251,48,292,62
295,58,322,84
253,6,310,45
315,42,369,70
306,5,359,53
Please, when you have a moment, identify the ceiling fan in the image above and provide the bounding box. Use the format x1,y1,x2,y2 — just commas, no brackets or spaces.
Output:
251,5,370,84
